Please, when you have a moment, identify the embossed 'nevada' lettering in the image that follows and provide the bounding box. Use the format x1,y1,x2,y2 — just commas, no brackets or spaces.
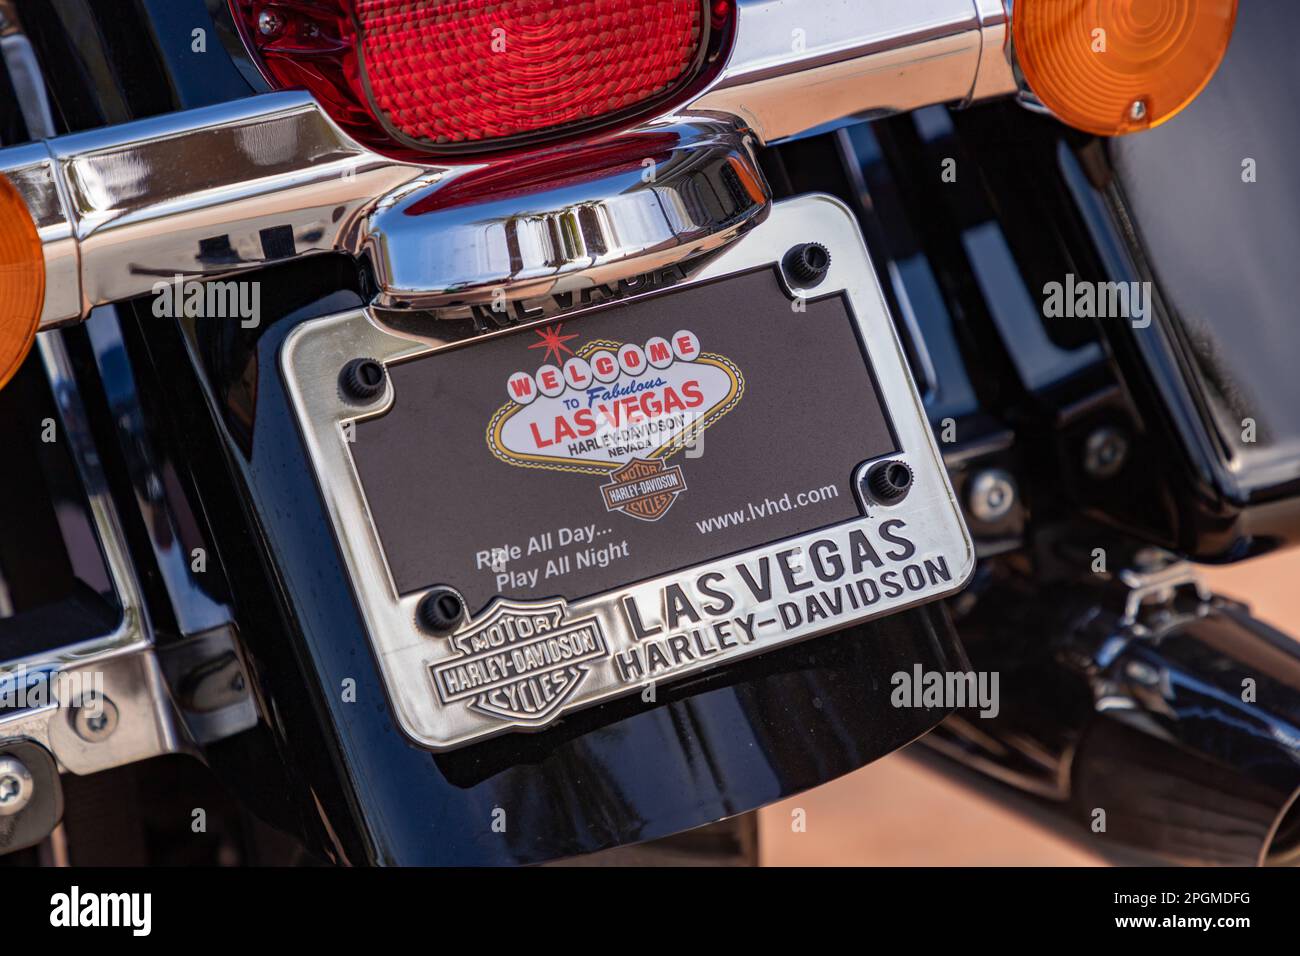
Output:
466,264,689,331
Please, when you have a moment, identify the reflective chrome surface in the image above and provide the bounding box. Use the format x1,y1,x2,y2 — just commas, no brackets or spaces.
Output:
282,195,975,750
0,17,242,776
2,92,429,328
0,328,230,766
0,337,182,775
0,1,1019,325
691,0,1015,141
970,0,1016,103
0,16,181,776
2,145,80,328
365,119,769,311
926,542,1300,866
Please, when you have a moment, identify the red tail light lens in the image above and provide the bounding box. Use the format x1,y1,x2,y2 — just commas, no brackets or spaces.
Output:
230,1,729,157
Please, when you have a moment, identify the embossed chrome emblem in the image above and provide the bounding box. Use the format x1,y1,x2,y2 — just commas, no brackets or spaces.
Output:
431,598,608,723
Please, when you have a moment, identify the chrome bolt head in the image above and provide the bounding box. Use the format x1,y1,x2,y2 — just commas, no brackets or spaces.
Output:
1084,427,1129,479
72,695,119,742
0,757,33,816
1129,99,1148,122
1133,546,1171,573
258,9,285,37
968,469,1017,523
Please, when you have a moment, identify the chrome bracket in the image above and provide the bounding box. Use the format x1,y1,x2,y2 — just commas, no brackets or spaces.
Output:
1116,549,1211,630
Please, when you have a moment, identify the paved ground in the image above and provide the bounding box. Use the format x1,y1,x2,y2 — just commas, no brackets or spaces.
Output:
759,553,1300,865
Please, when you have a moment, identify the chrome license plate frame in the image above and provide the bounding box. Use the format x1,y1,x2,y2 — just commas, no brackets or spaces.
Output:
281,194,974,751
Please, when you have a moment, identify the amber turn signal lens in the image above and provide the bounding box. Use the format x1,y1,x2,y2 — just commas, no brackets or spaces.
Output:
0,173,44,389
1013,0,1238,137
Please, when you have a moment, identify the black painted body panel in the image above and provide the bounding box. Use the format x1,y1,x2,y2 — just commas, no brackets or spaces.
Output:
1108,0,1300,503
355,269,895,606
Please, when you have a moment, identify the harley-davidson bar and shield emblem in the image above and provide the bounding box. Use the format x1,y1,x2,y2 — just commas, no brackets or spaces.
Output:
430,598,609,723
601,458,687,521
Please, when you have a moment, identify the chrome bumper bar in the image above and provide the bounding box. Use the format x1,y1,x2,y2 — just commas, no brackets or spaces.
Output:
0,0,1014,325
697,0,1013,141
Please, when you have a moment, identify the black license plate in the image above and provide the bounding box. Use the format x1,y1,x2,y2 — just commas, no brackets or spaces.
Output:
352,266,897,613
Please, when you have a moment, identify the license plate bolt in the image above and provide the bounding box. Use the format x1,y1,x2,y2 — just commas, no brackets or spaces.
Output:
417,587,466,635
865,460,913,505
341,358,387,404
783,242,832,288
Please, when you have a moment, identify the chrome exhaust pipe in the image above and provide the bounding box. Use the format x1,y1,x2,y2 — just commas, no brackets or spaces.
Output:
926,547,1300,866
1069,599,1300,866
1066,598,1300,874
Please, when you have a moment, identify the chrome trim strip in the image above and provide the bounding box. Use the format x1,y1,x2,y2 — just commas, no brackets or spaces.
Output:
0,11,81,329
0,35,55,138
970,0,1017,103
1,147,81,329
52,94,426,308
31,337,149,664
691,0,1014,140
3,98,768,321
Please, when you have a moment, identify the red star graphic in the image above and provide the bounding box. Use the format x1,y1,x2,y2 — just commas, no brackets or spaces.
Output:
528,323,579,365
